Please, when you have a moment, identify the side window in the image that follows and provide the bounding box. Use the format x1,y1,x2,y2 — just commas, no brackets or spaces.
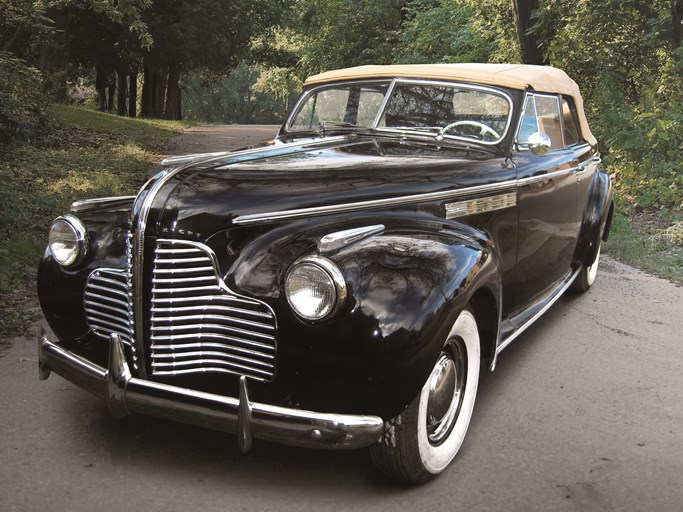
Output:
516,94,563,150
561,97,581,146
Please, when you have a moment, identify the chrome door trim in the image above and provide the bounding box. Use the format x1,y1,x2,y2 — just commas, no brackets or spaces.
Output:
495,267,580,357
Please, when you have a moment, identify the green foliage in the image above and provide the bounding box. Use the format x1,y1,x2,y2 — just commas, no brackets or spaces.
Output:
143,0,288,72
534,0,683,213
0,51,50,143
0,104,190,295
182,63,298,124
295,0,406,75
400,0,519,64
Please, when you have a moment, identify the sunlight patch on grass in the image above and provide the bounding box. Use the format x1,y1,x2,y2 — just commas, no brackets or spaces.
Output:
0,105,193,296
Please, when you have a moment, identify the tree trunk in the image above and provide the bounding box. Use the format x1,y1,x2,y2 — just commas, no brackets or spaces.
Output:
107,80,115,112
129,71,138,118
141,67,153,117
117,70,128,116
673,0,683,48
164,60,182,120
153,69,167,118
38,30,69,102
511,0,546,65
96,66,108,111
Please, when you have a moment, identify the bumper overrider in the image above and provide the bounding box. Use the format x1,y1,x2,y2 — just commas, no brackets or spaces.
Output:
38,329,384,452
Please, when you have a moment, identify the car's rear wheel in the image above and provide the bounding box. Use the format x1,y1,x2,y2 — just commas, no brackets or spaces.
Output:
370,308,480,483
572,242,601,292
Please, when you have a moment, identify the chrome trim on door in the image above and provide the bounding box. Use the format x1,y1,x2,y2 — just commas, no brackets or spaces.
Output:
495,267,580,357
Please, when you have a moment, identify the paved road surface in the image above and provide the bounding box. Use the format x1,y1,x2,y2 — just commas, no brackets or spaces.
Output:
1,125,681,512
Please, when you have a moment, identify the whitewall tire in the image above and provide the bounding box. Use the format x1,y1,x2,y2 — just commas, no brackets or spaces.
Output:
370,308,480,483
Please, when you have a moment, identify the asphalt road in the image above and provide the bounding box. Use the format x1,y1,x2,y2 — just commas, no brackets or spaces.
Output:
1,125,682,512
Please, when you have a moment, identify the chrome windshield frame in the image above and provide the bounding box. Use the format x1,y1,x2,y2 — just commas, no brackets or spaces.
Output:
284,78,515,147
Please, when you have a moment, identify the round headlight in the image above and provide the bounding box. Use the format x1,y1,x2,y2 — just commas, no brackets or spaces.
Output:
285,256,346,321
48,215,88,267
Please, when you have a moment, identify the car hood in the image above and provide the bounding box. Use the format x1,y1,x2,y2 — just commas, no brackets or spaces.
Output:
145,135,502,239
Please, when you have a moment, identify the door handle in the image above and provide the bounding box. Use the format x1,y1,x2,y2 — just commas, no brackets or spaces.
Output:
575,165,586,182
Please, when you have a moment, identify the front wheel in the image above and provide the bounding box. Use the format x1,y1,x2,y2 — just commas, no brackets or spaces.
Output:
370,308,480,483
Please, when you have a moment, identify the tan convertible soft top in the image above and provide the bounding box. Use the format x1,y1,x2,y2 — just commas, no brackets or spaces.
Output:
305,64,597,146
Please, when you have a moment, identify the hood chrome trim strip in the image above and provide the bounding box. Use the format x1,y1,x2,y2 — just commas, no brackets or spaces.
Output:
232,165,581,226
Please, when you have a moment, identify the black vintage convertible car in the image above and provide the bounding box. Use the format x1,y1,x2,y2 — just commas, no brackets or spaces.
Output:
38,63,612,483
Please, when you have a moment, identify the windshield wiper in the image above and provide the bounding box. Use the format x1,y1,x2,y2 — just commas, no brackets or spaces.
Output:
318,122,359,136
355,128,498,153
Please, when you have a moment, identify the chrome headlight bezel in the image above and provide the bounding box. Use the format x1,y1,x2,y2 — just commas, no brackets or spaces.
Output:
48,215,88,267
285,256,347,322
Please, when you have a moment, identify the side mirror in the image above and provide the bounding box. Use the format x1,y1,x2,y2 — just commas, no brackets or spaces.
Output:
527,132,552,155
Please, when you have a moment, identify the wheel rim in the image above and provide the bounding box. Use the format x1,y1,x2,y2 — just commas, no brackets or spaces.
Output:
426,340,466,445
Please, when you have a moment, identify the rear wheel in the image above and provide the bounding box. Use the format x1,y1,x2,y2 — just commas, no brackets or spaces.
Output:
370,308,480,483
572,242,601,292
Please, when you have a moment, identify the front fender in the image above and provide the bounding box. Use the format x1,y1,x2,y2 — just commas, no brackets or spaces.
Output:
221,215,502,418
37,202,132,342
323,227,499,417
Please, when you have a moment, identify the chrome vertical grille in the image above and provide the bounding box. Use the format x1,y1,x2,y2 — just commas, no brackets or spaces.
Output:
83,233,137,368
149,239,277,382
85,269,134,348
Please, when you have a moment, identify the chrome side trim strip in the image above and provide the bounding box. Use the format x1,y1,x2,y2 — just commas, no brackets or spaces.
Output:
234,181,516,225
233,166,583,225
495,267,580,356
445,192,516,219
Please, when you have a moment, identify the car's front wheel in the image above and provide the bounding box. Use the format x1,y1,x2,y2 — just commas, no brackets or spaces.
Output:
370,308,480,483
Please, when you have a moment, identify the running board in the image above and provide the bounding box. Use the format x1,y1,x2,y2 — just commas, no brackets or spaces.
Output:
490,267,581,370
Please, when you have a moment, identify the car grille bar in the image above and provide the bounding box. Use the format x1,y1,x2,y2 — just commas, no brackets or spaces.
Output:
84,232,138,369
85,269,134,348
149,239,277,382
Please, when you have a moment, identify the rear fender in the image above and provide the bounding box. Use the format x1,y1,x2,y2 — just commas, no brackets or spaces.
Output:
576,168,613,268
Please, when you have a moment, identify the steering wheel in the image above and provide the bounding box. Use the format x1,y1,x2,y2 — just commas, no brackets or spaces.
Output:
439,120,500,140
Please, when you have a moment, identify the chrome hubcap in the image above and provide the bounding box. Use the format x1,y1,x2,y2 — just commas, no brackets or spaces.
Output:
426,340,466,445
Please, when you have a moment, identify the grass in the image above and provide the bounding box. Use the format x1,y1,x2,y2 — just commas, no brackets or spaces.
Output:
0,105,192,333
604,207,683,284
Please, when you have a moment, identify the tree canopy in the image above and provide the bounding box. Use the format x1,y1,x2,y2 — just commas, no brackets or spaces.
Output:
1,0,681,212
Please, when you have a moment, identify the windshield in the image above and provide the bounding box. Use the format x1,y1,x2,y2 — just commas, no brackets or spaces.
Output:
287,80,512,144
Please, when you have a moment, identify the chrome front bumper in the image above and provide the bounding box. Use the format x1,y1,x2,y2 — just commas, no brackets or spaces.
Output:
38,330,384,452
